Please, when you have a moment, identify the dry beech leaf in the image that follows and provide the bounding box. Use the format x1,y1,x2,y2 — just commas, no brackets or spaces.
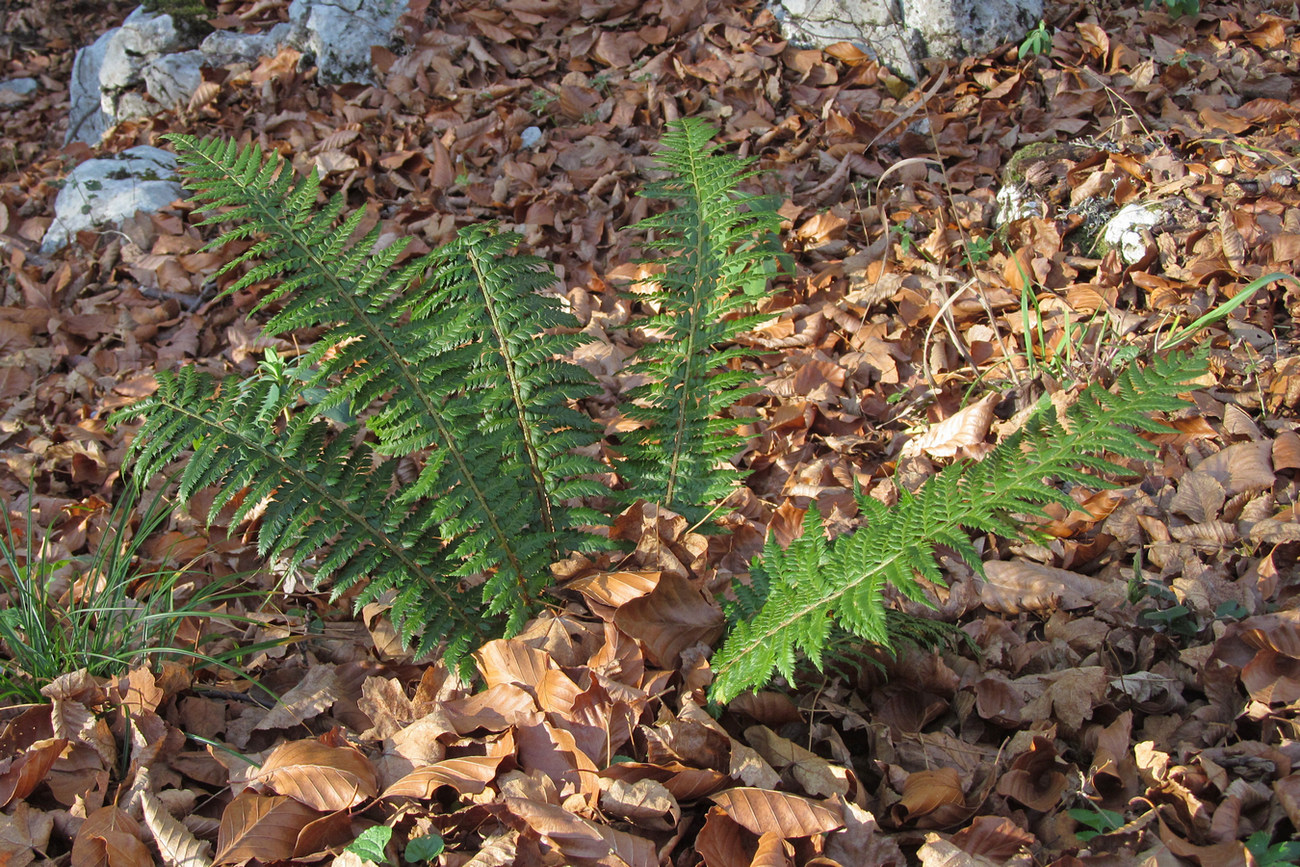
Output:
903,392,998,458
896,769,965,824
949,816,1035,860
214,793,320,866
140,789,212,867
994,737,1066,812
565,570,660,613
186,81,220,112
599,777,680,832
72,807,152,867
382,755,504,799
708,787,844,838
696,807,757,867
251,739,377,812
916,832,1005,867
744,726,848,799
752,832,793,867
1273,431,1300,471
1191,440,1275,496
980,560,1110,613
0,738,66,807
503,797,657,867
475,638,557,689
613,570,724,668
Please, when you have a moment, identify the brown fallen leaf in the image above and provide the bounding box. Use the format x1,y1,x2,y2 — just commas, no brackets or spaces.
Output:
250,738,377,812
709,787,844,838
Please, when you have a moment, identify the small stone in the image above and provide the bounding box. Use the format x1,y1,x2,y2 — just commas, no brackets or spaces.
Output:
520,126,543,148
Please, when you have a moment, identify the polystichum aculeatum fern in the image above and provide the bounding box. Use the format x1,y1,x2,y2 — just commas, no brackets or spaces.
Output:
113,119,785,668
707,350,1205,702
614,119,786,522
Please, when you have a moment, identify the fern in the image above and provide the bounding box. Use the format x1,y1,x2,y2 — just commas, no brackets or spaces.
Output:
114,135,605,663
709,351,1206,702
617,117,786,522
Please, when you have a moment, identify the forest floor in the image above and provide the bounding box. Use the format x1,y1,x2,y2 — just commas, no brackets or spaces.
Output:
1,0,1299,865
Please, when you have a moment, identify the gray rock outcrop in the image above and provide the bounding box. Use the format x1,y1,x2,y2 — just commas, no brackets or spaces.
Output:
40,146,186,253
66,1,407,145
773,0,1042,80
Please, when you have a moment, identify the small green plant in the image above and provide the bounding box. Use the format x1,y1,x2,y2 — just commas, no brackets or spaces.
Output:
1018,20,1052,59
1144,0,1198,18
346,826,445,865
1246,831,1300,867
1157,272,1299,351
1068,805,1125,842
527,88,557,113
963,235,993,267
0,486,265,704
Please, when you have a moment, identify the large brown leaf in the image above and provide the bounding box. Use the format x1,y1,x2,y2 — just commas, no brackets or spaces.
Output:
250,738,377,812
708,788,844,838
214,792,321,866
614,570,724,668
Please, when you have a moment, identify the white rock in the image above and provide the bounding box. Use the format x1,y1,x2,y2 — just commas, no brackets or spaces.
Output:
772,0,1041,80
520,126,543,148
67,28,117,144
41,146,186,253
66,8,187,144
288,0,408,84
1102,202,1162,265
199,24,292,65
143,50,204,108
993,184,1043,227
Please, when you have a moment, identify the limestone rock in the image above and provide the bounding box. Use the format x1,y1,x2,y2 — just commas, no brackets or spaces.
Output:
40,146,187,253
66,7,188,144
772,0,1041,80
288,0,408,84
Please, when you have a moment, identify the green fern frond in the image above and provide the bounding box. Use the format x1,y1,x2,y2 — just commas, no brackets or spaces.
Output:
114,368,489,664
710,351,1206,702
120,134,604,651
617,118,786,522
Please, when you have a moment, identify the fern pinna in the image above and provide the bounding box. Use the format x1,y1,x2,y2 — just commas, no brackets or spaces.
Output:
618,118,786,522
709,351,1205,702
114,135,604,663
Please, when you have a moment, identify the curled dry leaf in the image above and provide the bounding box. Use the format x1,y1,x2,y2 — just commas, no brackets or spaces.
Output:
894,768,966,828
902,392,998,459
381,754,504,799
708,787,844,838
0,738,66,808
250,739,378,812
948,815,1036,860
995,737,1067,812
980,560,1111,613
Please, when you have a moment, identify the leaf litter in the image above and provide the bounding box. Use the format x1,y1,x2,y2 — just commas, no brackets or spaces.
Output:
1,0,1300,864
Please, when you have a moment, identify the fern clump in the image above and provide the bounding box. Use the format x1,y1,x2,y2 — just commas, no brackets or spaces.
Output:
113,122,786,667
115,135,607,663
709,351,1205,703
617,118,786,522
